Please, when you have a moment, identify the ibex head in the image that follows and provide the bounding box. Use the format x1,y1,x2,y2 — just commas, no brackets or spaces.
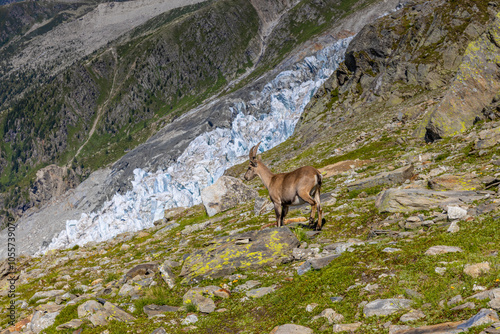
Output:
244,142,261,181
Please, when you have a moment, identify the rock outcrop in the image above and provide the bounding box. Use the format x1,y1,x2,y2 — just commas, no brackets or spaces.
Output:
375,189,487,213
180,227,300,284
29,165,79,207
423,12,500,140
347,165,414,191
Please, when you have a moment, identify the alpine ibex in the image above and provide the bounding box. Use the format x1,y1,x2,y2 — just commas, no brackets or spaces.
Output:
244,142,324,230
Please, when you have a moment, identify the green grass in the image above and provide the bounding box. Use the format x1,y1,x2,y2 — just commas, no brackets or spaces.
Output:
347,185,384,199
3,188,499,333
291,226,309,243
132,286,183,317
41,304,81,334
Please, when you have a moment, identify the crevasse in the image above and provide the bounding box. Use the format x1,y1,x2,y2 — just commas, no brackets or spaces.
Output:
44,36,353,252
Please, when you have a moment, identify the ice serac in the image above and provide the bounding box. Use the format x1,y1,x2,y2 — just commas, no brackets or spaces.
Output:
43,37,353,252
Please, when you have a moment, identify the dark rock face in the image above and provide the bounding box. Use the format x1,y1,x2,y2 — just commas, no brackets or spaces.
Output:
180,227,300,284
296,0,497,144
424,14,500,141
29,165,79,207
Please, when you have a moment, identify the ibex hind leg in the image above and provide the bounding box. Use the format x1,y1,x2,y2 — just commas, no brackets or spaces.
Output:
298,190,317,229
314,187,323,230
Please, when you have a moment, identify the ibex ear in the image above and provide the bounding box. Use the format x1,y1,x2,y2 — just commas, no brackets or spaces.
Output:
257,154,262,162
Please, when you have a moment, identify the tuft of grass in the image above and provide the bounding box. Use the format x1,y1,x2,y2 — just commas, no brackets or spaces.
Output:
132,286,182,316
185,302,197,313
347,185,384,199
104,272,121,284
69,288,85,296
291,226,309,243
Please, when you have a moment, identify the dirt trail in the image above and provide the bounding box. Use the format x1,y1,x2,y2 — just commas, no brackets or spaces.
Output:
72,48,119,163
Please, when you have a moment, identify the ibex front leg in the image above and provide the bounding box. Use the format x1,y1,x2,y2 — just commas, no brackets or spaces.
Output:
281,205,289,227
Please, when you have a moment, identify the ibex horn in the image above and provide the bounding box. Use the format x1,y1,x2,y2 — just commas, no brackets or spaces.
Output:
249,142,261,161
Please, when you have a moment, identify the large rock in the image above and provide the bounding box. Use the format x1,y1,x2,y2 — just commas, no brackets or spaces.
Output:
309,254,342,270
332,323,362,332
468,287,500,301
158,261,176,288
392,309,499,333
30,310,60,333
376,189,486,213
246,286,276,298
464,262,490,278
143,304,179,317
400,309,426,322
390,321,465,334
422,13,500,141
254,197,274,216
180,228,300,284
122,263,158,283
77,300,103,318
269,324,314,334
475,126,500,150
183,286,229,313
363,299,413,317
428,174,482,191
201,176,258,216
457,308,498,329
56,319,84,330
312,308,345,324
79,300,135,326
347,165,414,192
425,246,463,255
29,290,66,302
118,283,142,298
29,164,78,208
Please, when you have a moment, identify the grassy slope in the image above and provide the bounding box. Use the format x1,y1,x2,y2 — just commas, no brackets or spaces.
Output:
1,114,499,333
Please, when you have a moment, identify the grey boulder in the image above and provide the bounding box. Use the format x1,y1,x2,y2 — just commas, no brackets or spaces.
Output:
363,299,413,317
376,189,486,213
347,165,414,192
201,176,258,216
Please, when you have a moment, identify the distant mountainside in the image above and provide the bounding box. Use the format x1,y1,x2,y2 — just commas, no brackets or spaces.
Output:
0,0,22,5
0,0,388,226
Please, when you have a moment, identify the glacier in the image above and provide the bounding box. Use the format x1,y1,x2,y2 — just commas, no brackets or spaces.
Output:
43,36,354,252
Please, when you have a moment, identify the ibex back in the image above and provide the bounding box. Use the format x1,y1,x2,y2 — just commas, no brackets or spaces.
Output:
244,142,324,230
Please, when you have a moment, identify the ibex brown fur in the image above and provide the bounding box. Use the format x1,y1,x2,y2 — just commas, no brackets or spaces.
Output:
244,142,324,230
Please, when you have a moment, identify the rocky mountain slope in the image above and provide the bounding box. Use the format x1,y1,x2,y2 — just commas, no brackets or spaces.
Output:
1,61,500,333
1,0,500,333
